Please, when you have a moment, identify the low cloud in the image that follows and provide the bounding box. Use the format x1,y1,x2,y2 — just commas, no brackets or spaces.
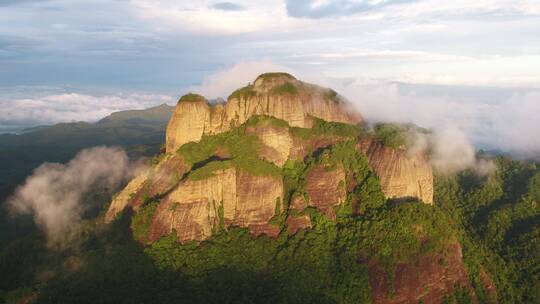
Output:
407,127,495,175
194,60,540,162
7,147,145,246
0,89,174,133
335,79,540,159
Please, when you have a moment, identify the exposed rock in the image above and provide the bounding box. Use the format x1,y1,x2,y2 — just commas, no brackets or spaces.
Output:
229,170,282,229
369,243,472,304
290,194,308,212
150,168,235,242
358,137,434,204
286,215,312,235
247,123,292,167
149,168,283,243
288,135,344,161
165,74,362,153
305,165,346,218
105,154,187,222
105,173,148,223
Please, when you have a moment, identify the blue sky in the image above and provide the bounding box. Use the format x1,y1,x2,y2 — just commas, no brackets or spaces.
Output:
1,0,540,155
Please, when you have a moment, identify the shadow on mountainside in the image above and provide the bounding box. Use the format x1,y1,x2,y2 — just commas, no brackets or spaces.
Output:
34,210,337,304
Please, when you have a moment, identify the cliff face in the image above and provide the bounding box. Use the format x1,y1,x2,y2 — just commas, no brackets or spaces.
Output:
100,73,485,302
148,168,283,242
165,73,362,153
105,74,433,242
358,137,434,204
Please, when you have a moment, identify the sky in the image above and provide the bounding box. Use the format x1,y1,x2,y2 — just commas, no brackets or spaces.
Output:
1,0,539,155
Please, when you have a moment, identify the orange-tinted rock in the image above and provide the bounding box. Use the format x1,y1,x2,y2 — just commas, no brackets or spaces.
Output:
358,137,433,204
149,168,283,243
290,195,308,212
165,74,362,153
249,223,281,238
369,243,471,304
247,123,292,167
105,154,186,223
305,165,346,218
150,168,235,242
286,215,312,235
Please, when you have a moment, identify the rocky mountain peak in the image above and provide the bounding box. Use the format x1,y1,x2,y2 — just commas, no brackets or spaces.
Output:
107,74,434,244
166,73,363,153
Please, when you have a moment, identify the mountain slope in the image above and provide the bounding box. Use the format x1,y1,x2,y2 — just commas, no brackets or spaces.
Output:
0,104,174,203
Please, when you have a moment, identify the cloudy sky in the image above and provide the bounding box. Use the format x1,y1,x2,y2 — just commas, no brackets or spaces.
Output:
1,0,539,154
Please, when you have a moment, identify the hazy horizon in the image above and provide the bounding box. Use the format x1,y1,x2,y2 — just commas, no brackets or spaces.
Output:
1,0,539,156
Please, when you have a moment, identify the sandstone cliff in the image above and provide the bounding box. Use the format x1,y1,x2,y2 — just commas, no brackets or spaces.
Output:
149,168,283,242
165,73,362,153
106,73,435,240
358,137,434,204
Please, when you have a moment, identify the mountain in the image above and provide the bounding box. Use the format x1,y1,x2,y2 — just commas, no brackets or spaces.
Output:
2,74,540,303
102,73,470,303
0,104,174,203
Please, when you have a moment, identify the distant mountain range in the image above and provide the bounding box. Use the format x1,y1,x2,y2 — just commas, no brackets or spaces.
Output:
0,104,174,203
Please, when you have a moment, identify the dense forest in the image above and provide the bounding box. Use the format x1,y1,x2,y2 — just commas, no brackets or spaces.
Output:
1,120,539,303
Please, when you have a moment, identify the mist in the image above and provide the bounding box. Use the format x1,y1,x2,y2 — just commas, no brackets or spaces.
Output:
406,126,495,176
7,147,144,247
191,60,540,164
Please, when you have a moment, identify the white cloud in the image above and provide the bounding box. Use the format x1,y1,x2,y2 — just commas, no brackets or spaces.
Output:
7,146,145,246
190,59,292,99
0,90,175,131
190,59,540,160
130,0,291,34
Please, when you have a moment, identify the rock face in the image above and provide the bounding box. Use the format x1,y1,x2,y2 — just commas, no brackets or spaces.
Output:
165,73,362,153
246,122,293,167
106,73,435,244
105,154,187,222
149,168,283,243
358,137,434,204
305,166,347,219
369,243,471,304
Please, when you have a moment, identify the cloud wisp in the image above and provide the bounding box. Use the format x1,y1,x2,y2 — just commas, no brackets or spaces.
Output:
406,126,495,176
7,147,145,247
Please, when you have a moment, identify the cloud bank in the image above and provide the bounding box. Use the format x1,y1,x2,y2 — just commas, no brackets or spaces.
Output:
0,89,174,133
7,147,144,246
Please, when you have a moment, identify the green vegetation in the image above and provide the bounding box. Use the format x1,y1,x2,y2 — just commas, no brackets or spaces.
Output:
131,201,159,244
270,82,299,95
178,126,281,178
373,123,408,148
244,115,290,129
290,117,362,140
3,100,540,303
435,157,540,303
324,89,340,103
0,104,171,249
229,85,257,100
179,93,206,103
255,72,295,82
188,160,234,180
